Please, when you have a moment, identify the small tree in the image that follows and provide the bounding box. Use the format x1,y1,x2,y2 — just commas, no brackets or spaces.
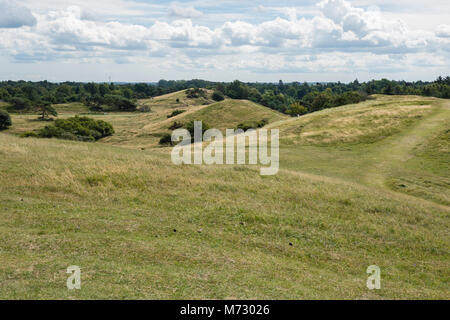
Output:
0,110,12,130
287,102,308,117
37,101,58,120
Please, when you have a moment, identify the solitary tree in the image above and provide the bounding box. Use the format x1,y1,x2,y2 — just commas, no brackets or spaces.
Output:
37,101,58,120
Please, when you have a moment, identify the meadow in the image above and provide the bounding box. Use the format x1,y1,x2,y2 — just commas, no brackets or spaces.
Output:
0,92,448,299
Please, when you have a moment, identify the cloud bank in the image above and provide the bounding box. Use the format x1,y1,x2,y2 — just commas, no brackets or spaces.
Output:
0,0,36,28
0,0,448,81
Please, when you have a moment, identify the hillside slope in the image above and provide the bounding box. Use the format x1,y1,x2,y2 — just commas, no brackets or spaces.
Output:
146,99,287,133
0,132,448,299
277,95,450,206
0,95,448,299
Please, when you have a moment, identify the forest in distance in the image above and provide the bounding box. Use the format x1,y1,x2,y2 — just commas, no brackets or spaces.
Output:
1,77,449,117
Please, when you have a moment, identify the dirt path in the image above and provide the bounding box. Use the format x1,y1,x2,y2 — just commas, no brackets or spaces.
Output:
362,99,450,193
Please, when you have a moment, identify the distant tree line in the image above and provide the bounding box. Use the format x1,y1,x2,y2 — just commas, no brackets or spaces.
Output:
1,77,448,117
213,77,450,115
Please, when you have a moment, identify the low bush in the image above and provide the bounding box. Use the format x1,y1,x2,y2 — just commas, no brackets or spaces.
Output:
0,110,12,130
186,88,207,99
169,121,184,130
167,110,185,118
236,119,268,131
159,133,173,146
212,91,225,101
30,116,114,141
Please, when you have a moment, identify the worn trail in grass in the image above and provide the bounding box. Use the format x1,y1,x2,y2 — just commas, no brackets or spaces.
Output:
361,99,449,204
0,95,448,299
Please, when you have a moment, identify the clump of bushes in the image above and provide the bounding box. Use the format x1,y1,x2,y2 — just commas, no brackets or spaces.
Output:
212,91,225,101
23,116,114,141
104,94,137,111
0,110,12,130
186,88,207,99
236,119,268,131
7,97,30,113
167,109,185,118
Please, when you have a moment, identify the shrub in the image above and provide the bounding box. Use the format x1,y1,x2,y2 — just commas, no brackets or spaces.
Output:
236,119,268,131
167,110,185,118
159,133,173,146
34,116,114,141
212,91,225,101
0,110,12,130
7,97,30,113
186,88,207,99
169,121,184,130
104,94,137,111
185,120,210,137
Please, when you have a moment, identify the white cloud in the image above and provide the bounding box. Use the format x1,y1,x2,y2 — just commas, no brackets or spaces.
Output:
0,0,448,80
168,3,202,18
436,24,450,38
0,0,36,28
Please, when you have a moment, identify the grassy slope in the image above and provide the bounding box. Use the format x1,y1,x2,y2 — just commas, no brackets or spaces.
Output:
0,95,449,299
146,99,287,133
139,89,215,109
4,90,283,149
278,95,450,206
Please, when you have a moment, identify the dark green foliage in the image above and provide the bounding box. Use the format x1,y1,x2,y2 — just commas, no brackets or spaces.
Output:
159,133,173,146
185,120,210,137
0,76,448,116
7,97,30,112
286,102,308,116
0,110,12,130
224,80,249,100
103,94,137,111
300,89,367,112
236,119,268,131
212,91,225,101
167,110,185,118
37,101,58,119
32,116,114,141
186,88,207,99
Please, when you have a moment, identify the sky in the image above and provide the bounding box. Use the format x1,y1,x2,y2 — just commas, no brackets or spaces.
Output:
0,0,449,83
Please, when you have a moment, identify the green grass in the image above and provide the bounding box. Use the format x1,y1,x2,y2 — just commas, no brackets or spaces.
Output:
0,94,449,299
180,99,286,130
0,101,10,111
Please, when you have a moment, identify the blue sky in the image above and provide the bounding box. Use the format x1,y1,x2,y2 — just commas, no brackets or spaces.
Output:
0,0,449,82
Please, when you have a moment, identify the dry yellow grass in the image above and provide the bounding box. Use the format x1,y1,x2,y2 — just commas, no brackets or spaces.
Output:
272,95,436,145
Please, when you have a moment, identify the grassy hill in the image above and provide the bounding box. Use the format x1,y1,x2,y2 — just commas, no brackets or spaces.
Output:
0,95,448,299
138,89,215,110
147,99,287,134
